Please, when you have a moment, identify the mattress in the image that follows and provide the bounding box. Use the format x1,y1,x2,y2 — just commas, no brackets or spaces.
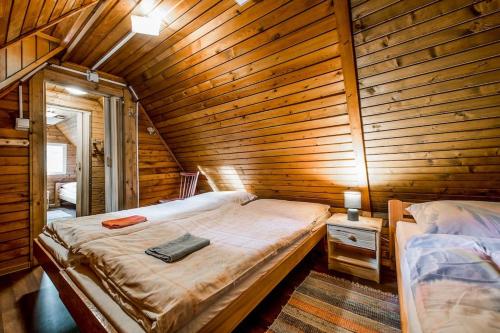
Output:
395,221,423,333
39,201,330,333
65,215,329,333
75,200,331,332
43,191,257,255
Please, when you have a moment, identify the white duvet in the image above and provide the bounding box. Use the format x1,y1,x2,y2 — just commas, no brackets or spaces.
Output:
43,191,256,252
77,199,330,332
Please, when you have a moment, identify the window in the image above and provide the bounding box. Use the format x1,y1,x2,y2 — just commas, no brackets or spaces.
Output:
47,143,67,175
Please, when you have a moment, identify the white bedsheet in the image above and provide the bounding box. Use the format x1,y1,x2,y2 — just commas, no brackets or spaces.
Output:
77,200,330,332
43,191,256,254
59,185,77,204
65,218,328,333
396,221,424,333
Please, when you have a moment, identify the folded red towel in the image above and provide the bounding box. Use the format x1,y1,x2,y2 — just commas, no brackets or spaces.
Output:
102,215,147,229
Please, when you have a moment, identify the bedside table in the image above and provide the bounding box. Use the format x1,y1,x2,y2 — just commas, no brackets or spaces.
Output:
326,213,382,283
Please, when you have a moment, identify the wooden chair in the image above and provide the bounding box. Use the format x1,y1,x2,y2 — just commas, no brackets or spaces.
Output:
159,172,199,203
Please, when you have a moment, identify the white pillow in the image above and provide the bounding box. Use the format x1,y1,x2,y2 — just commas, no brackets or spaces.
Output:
245,199,330,223
407,200,500,238
191,191,257,205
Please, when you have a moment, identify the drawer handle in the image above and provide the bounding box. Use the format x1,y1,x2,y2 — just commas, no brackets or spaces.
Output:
348,235,357,242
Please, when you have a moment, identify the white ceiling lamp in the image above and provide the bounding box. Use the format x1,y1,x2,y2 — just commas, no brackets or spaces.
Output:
131,15,161,36
235,0,250,5
65,86,87,96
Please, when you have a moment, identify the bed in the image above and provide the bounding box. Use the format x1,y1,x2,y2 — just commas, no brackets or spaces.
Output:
388,199,500,333
41,191,257,268
35,196,330,333
56,182,77,205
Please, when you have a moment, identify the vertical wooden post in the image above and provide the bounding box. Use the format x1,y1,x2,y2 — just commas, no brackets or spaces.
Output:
122,89,139,209
334,0,372,214
30,71,46,262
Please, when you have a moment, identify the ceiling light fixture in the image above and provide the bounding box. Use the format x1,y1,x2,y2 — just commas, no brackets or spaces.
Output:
235,0,250,5
65,87,87,96
131,15,161,36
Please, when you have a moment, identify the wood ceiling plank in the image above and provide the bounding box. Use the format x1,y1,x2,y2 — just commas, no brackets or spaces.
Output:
137,1,334,103
142,12,336,109
0,0,13,45
0,0,99,49
69,0,135,65
117,0,236,79
61,0,115,61
148,37,340,112
83,0,166,68
105,0,225,75
36,0,58,26
21,0,45,35
51,0,84,38
49,0,72,22
6,0,30,43
133,0,296,91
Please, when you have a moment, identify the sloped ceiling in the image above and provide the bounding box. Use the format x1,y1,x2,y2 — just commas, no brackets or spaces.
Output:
2,0,498,210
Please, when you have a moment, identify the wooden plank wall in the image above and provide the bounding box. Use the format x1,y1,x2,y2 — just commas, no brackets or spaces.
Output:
0,34,60,90
46,124,77,205
139,0,365,208
138,107,181,206
0,84,30,275
350,0,500,213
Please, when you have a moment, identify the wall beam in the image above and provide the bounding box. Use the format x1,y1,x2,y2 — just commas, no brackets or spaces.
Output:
334,0,372,213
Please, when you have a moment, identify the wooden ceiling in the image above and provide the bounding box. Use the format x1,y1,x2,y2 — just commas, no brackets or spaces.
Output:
0,0,97,47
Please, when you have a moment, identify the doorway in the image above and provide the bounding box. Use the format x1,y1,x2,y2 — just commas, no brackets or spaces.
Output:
29,68,138,240
45,83,100,222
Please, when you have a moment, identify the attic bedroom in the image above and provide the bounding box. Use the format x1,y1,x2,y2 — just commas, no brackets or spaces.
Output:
0,0,498,332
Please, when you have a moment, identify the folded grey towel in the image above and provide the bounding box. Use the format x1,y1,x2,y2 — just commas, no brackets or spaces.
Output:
145,233,210,263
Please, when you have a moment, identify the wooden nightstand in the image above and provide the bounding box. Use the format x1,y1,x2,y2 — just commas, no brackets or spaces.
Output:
326,213,382,283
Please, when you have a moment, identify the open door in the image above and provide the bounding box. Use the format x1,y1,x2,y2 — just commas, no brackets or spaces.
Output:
104,96,124,212
75,111,91,217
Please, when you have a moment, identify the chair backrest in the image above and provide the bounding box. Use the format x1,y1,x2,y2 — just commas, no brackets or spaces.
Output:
179,172,199,199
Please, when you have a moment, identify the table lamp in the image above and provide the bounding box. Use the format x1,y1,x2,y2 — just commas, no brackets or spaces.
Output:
344,191,361,221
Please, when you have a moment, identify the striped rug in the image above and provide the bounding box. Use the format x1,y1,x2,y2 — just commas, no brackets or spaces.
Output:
268,271,401,333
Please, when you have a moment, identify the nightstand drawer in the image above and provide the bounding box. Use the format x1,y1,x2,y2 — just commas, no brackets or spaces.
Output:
327,225,376,250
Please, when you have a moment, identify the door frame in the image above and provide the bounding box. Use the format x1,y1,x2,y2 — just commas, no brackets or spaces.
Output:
29,67,137,252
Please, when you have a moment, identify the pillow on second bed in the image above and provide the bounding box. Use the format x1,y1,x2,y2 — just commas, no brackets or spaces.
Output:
245,199,331,223
407,200,500,238
190,191,257,205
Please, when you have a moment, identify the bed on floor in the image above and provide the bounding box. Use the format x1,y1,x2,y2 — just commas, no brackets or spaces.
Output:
56,182,77,205
388,199,499,333
35,192,330,333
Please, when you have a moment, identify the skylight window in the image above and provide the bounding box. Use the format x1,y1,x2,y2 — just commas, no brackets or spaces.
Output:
131,15,161,36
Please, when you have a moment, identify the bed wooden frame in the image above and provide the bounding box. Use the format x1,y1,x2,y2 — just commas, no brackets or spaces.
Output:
388,199,416,333
34,224,326,333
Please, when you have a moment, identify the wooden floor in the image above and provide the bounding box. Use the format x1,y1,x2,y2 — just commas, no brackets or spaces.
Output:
0,247,396,333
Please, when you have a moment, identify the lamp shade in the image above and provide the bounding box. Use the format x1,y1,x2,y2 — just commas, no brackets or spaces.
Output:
344,191,361,209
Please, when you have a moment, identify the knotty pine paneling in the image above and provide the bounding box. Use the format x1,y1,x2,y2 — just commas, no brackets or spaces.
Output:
46,125,77,205
138,107,181,206
351,0,500,213
137,0,364,207
0,84,30,275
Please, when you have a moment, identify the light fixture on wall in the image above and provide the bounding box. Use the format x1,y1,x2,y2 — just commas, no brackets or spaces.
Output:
344,191,361,221
131,15,161,36
65,86,87,96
